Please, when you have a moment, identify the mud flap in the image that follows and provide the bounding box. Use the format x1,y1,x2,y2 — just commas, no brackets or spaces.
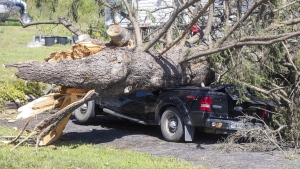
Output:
184,125,195,141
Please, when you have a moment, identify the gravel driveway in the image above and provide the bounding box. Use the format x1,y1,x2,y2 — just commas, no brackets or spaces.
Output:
1,111,300,169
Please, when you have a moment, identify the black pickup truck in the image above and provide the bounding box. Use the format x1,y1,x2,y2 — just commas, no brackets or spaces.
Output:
74,84,274,142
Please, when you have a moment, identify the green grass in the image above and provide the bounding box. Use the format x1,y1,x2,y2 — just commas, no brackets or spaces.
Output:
0,26,71,84
0,127,198,169
0,144,195,169
0,26,71,103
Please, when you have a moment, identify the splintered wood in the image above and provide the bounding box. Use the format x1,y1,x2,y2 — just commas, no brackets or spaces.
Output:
16,93,65,119
16,87,91,146
38,88,90,145
45,41,105,63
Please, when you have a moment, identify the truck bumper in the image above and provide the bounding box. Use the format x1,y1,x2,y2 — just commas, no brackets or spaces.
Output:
201,118,263,135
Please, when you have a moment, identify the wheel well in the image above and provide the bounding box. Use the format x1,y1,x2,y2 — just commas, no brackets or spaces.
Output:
158,105,178,122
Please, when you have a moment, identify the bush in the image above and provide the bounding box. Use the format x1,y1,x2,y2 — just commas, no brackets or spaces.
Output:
0,80,45,104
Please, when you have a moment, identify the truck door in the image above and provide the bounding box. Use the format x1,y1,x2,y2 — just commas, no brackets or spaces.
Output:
120,91,149,119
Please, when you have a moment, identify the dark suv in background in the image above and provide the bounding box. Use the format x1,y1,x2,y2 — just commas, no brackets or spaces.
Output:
74,84,274,142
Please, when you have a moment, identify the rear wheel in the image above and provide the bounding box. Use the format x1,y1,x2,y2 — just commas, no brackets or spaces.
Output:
74,100,96,124
160,107,184,142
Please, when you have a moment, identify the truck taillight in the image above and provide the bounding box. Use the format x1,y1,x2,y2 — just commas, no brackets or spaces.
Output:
200,96,212,112
262,105,269,119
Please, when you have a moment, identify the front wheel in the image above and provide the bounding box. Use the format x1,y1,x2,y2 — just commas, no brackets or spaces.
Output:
160,107,184,142
20,13,32,24
74,100,96,124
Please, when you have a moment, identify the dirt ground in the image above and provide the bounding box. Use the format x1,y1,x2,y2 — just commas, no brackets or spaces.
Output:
1,109,300,169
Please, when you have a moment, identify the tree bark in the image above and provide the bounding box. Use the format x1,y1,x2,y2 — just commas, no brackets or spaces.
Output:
5,48,214,97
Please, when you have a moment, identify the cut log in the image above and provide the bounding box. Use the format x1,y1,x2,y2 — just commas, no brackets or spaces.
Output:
107,25,132,47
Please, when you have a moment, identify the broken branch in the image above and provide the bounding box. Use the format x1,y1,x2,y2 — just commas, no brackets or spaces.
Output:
22,17,83,36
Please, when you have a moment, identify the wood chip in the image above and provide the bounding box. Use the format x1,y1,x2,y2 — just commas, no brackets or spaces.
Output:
7,119,16,123
47,145,57,150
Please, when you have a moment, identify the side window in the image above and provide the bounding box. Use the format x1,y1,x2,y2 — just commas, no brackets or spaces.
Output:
131,92,147,102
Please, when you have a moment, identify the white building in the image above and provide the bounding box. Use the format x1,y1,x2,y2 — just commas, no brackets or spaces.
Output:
105,0,175,27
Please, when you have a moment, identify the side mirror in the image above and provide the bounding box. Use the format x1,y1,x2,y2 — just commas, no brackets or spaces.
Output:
234,106,243,112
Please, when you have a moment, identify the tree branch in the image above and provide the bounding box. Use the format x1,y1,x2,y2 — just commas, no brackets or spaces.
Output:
144,0,201,52
282,41,298,72
239,33,289,42
22,17,83,36
122,0,143,48
158,0,214,56
237,81,291,105
139,6,175,13
280,17,300,26
274,0,300,12
216,0,267,46
96,0,129,19
181,31,300,63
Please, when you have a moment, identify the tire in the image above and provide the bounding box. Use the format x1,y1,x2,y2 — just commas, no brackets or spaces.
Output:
20,13,32,24
74,100,96,124
160,107,184,142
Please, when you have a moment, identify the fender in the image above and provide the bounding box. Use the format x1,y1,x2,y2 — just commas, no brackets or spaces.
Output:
7,1,26,14
155,97,193,126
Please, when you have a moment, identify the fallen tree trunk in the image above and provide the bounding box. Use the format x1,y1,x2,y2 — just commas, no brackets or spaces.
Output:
5,25,214,149
5,47,214,97
5,46,213,149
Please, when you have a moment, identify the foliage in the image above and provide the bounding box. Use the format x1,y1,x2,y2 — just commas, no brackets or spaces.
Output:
199,0,300,146
24,0,108,40
68,0,81,22
0,80,44,103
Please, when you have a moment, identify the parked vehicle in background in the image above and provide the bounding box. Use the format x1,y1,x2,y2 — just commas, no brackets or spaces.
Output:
74,84,274,142
0,0,32,24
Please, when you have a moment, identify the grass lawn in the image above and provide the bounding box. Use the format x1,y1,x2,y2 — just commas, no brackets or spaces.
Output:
0,118,198,169
0,26,71,84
